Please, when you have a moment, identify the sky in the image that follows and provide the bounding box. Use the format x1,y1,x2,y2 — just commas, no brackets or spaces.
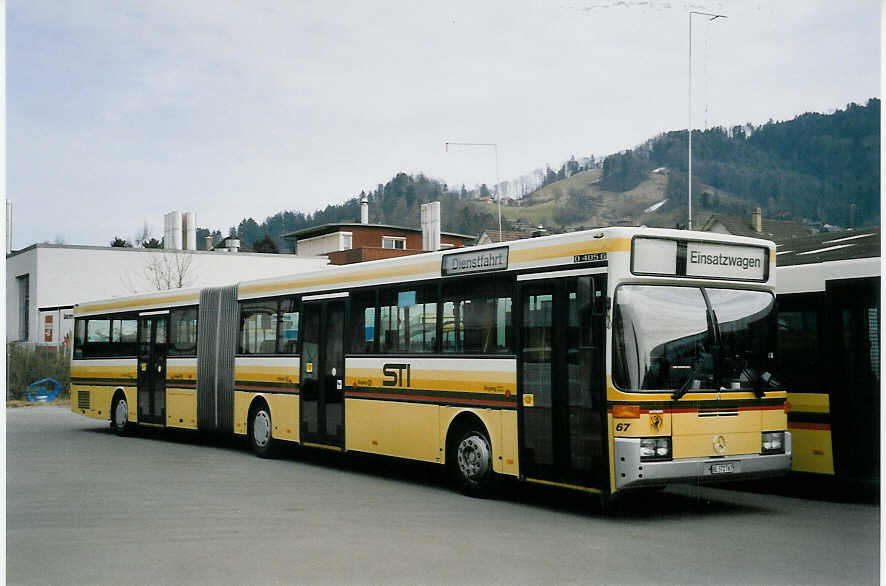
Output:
7,0,881,248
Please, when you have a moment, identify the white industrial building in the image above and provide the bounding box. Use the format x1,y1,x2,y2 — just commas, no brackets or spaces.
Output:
7,243,329,348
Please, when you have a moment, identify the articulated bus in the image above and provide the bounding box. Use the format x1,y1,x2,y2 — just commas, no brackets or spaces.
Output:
71,227,791,500
774,227,880,484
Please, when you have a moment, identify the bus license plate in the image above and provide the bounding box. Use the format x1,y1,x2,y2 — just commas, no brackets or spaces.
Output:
710,462,737,475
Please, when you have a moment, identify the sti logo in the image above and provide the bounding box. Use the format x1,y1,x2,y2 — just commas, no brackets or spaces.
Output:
382,363,411,388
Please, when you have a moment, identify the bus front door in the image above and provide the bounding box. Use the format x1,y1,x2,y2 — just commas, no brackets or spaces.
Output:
299,298,346,448
518,276,607,488
137,314,167,425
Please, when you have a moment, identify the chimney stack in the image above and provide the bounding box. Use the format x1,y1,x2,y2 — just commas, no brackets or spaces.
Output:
360,195,369,224
183,212,196,250
164,211,197,250
421,202,441,251
5,199,11,255
752,208,763,233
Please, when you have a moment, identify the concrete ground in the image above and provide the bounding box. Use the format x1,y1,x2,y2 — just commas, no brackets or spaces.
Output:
7,406,880,585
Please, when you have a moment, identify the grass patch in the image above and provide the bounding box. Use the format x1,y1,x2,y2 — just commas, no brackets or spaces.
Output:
7,344,70,401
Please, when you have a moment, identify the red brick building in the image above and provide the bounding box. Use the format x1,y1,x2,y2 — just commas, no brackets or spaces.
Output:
282,223,474,265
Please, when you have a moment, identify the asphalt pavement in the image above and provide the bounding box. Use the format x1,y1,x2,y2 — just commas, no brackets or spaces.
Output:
6,406,880,585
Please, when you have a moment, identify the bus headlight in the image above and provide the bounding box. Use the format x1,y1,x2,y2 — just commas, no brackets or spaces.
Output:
640,437,671,461
761,431,785,454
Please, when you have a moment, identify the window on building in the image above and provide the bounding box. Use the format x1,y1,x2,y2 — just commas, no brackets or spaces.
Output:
17,274,29,341
382,236,407,250
342,232,353,250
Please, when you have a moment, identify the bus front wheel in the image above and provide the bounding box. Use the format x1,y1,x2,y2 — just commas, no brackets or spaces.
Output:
110,394,131,436
248,404,276,458
449,426,495,496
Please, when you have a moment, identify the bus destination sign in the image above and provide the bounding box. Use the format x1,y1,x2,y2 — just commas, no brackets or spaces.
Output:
685,242,766,280
442,247,509,276
632,236,768,281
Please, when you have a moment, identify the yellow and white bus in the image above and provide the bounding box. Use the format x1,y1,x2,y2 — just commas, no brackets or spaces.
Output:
774,227,880,482
71,227,791,499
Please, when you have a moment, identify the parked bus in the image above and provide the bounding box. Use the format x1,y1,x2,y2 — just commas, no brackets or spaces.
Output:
71,227,791,499
775,227,880,484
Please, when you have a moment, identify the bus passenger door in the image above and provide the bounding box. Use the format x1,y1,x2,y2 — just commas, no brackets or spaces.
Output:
518,276,607,488
137,314,167,425
300,298,346,448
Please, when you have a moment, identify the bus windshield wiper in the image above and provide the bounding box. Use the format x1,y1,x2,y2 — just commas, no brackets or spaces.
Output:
742,368,766,398
671,366,698,401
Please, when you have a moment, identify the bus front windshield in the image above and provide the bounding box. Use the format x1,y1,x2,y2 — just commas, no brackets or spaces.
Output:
612,285,778,393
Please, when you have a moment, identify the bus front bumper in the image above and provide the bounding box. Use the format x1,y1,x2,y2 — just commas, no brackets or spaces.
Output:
614,433,792,490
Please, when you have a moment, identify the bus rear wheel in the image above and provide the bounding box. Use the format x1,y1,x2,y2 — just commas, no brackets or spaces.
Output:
248,404,276,458
110,394,131,436
449,426,495,497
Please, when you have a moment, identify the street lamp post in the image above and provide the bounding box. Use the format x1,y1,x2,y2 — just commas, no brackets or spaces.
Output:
688,10,726,230
444,142,502,242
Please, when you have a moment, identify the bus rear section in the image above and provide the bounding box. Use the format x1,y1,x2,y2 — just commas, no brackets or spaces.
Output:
609,244,791,491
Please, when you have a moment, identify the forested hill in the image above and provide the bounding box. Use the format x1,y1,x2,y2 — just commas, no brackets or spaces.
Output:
210,99,879,251
613,97,880,227
207,174,501,252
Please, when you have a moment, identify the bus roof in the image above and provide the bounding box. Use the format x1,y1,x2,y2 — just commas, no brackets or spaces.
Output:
76,227,776,315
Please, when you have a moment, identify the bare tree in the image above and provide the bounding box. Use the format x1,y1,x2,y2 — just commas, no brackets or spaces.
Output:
121,252,197,293
145,253,196,290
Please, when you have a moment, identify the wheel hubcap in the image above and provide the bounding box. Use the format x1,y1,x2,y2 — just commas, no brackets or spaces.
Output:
457,434,490,481
253,411,271,447
115,399,127,429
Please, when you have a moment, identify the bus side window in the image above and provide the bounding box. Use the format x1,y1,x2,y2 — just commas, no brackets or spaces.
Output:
169,307,198,356
277,298,299,354
74,318,86,358
87,318,112,357
349,290,376,354
378,290,406,353
442,277,512,354
407,288,437,353
113,318,139,356
441,300,461,353
239,299,278,355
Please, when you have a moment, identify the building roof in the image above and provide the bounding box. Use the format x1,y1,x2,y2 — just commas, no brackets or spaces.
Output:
774,226,880,266
5,242,300,259
281,222,473,242
476,229,542,245
701,214,814,241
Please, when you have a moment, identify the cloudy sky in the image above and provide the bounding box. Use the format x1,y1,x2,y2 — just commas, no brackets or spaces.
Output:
8,1,880,247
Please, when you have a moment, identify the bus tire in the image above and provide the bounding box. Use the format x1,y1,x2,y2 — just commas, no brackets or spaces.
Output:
449,426,495,497
110,393,131,436
248,403,276,458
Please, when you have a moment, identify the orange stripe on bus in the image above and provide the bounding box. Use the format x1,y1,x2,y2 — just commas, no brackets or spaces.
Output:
347,391,513,407
607,405,785,414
